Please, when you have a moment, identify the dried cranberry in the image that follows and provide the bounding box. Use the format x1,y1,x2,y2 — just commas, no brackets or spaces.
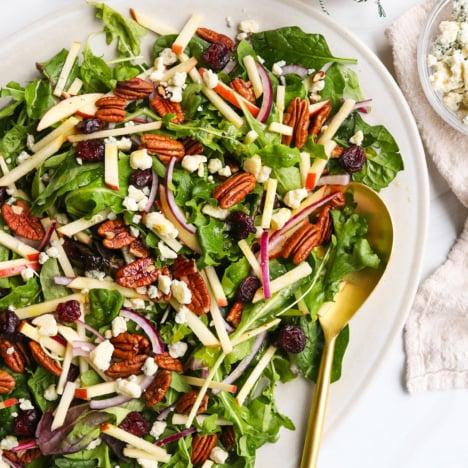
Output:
202,42,231,71
0,310,20,337
340,145,366,173
75,118,104,134
76,139,105,162
55,300,81,323
13,409,39,437
276,325,307,354
0,187,8,205
226,211,256,240
236,275,261,303
118,412,149,437
129,169,152,188
67,364,80,382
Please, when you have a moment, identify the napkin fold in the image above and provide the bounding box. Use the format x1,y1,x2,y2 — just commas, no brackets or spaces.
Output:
386,0,468,393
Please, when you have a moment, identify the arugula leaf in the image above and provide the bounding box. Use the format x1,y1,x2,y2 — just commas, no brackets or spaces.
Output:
24,78,57,120
27,366,58,412
80,43,116,93
250,26,357,70
0,81,25,119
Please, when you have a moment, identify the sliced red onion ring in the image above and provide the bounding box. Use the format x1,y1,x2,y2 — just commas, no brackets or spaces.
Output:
316,174,350,187
120,308,164,354
255,62,273,123
143,169,158,213
75,319,106,342
260,231,271,299
156,403,176,421
38,220,57,251
54,276,74,286
11,440,38,452
281,64,309,77
164,157,197,234
155,427,197,446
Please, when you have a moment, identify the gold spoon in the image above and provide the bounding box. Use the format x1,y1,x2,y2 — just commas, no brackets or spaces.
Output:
300,182,394,468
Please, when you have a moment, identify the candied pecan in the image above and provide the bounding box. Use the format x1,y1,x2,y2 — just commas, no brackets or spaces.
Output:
281,222,321,264
143,369,172,407
196,27,235,51
282,97,310,149
309,101,332,137
95,96,127,123
29,341,62,376
176,390,208,415
114,77,153,100
1,200,45,240
226,301,243,328
140,134,185,164
116,257,161,288
191,433,218,466
128,239,150,258
0,369,15,394
111,332,150,360
220,425,236,451
97,219,136,249
0,339,25,374
154,352,184,373
105,353,148,379
181,137,204,156
150,95,184,124
230,78,256,103
212,173,257,209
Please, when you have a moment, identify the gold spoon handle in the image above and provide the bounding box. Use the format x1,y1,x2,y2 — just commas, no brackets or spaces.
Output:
300,336,337,468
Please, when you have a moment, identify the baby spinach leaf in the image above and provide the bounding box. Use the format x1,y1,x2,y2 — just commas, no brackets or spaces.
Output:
27,366,58,412
0,277,40,308
40,258,70,300
87,288,124,328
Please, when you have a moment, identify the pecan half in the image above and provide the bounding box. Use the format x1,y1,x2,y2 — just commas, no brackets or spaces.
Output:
309,101,332,137
111,332,150,360
212,173,257,209
150,95,184,124
176,390,208,415
172,255,198,278
95,96,127,122
3,447,42,465
143,369,172,407
1,200,45,240
281,222,321,264
220,425,236,451
191,433,218,466
29,341,62,376
181,137,204,156
0,369,15,394
226,301,243,328
97,219,136,249
128,239,150,258
140,134,185,164
0,339,25,374
105,353,147,379
114,77,153,100
230,78,256,103
197,27,235,51
154,352,184,373
282,97,310,149
116,257,161,288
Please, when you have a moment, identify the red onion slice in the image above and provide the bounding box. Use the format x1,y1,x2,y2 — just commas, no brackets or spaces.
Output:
120,308,164,354
155,427,197,446
75,319,106,342
11,440,38,452
281,64,309,77
53,276,74,286
38,220,57,251
156,403,176,421
260,231,271,299
316,174,350,187
255,62,273,123
143,169,158,213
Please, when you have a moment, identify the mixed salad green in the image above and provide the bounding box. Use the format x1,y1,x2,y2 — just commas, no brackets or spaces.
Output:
0,3,403,467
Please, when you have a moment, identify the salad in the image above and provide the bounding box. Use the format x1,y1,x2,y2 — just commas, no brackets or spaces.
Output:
0,3,403,467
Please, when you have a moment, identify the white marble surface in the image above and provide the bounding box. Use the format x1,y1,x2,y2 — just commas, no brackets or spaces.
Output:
1,1,467,467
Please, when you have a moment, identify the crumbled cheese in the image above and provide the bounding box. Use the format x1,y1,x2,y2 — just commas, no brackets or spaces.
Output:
210,446,229,464
144,212,178,239
171,279,192,304
44,384,59,401
45,246,59,258
175,305,189,324
130,149,153,170
171,71,187,88
283,188,308,209
19,398,34,411
116,375,142,398
202,69,218,89
158,275,172,295
257,164,272,183
218,165,232,177
158,241,178,260
271,208,292,230
20,267,35,281
137,458,158,468
85,269,106,280
142,356,159,376
32,314,58,337
0,436,18,451
116,137,132,152
150,420,167,438
238,19,260,34
167,85,183,103
148,285,160,300
160,47,178,66
111,316,127,337
86,437,102,450
125,298,146,310
5,347,14,355
133,214,142,224
243,154,262,177
124,185,150,212
272,60,286,77
349,130,364,146
168,341,188,358
208,158,223,174
202,204,230,220
17,151,31,164
90,340,114,371
181,154,207,173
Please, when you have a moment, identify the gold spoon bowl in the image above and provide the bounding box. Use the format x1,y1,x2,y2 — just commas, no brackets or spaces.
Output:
300,182,394,468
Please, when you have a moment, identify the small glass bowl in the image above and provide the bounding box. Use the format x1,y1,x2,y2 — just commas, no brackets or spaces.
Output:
417,0,468,135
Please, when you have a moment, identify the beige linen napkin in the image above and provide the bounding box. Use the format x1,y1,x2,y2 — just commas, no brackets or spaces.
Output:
386,0,468,393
